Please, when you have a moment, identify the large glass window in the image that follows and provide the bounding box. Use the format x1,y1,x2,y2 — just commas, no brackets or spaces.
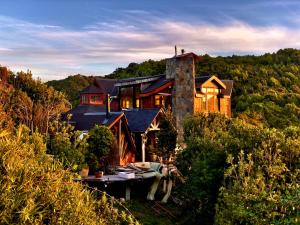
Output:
90,95,103,104
121,97,132,109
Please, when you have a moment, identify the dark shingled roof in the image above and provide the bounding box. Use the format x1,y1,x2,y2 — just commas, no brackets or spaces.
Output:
69,112,123,131
141,75,173,94
80,78,117,95
66,104,106,115
195,75,212,84
80,85,104,94
115,75,163,87
124,109,161,133
220,80,234,96
95,78,118,96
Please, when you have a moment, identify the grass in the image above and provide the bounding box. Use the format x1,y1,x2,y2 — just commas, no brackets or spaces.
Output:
125,198,182,225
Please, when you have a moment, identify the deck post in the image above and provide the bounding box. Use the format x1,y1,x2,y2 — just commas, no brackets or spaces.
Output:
141,133,147,162
125,184,131,200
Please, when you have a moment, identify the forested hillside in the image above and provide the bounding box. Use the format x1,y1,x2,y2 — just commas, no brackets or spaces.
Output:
29,49,300,224
48,48,300,129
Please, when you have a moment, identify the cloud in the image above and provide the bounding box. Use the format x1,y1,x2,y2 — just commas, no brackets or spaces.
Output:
0,14,300,81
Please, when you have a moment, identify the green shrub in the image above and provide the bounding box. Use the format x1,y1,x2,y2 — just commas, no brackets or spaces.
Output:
0,126,139,225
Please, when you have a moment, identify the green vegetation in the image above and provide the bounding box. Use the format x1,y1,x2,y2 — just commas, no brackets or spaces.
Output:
1,69,70,134
157,109,177,160
176,113,299,225
49,120,88,171
86,125,114,173
2,48,300,224
0,69,139,225
0,126,138,225
107,60,166,79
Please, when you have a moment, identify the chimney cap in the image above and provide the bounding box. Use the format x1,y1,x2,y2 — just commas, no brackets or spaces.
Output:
173,52,203,62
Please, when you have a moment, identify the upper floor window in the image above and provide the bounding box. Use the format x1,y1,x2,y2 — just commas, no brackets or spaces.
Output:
90,95,103,104
154,95,165,107
81,95,89,104
201,88,219,93
121,97,132,109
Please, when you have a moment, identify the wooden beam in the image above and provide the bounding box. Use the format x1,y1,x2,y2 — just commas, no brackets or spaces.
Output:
141,133,147,162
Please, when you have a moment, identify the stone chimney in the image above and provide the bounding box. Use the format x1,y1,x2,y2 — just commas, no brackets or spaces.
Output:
166,52,200,143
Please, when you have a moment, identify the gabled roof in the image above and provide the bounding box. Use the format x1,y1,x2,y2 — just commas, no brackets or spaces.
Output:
68,112,123,131
140,76,174,97
195,75,226,89
95,78,118,96
80,78,117,95
65,104,106,115
124,108,161,133
80,84,104,94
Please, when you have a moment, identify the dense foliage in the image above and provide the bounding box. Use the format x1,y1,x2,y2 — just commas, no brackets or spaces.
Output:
107,60,166,79
48,120,88,171
0,69,139,224
0,126,138,225
3,48,300,224
176,113,299,225
86,125,114,173
0,68,70,134
157,109,178,159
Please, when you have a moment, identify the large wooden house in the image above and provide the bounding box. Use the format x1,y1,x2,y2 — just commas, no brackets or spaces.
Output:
66,51,233,164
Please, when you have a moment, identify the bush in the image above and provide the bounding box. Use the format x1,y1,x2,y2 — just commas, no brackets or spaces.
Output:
87,125,114,173
0,126,139,225
176,113,300,225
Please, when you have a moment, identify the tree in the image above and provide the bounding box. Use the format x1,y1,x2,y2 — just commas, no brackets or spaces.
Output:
157,109,177,160
215,129,300,224
86,125,114,173
49,121,88,171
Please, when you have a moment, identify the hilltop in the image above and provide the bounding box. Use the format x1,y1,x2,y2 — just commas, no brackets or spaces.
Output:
47,48,300,129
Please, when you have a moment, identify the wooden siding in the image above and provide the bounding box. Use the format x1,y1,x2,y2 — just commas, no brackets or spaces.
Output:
109,117,135,166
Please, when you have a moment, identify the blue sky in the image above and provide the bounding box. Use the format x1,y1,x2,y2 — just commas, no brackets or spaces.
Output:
0,0,300,80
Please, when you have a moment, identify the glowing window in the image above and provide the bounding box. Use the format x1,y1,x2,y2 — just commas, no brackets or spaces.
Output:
155,95,160,106
90,95,103,104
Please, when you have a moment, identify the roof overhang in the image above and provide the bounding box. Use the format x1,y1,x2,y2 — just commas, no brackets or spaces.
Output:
200,75,226,89
115,75,162,87
140,80,174,97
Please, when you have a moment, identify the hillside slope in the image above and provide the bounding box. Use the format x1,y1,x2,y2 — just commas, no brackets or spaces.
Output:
48,48,300,128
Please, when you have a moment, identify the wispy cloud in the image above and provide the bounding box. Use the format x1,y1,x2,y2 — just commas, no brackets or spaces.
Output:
0,14,300,81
